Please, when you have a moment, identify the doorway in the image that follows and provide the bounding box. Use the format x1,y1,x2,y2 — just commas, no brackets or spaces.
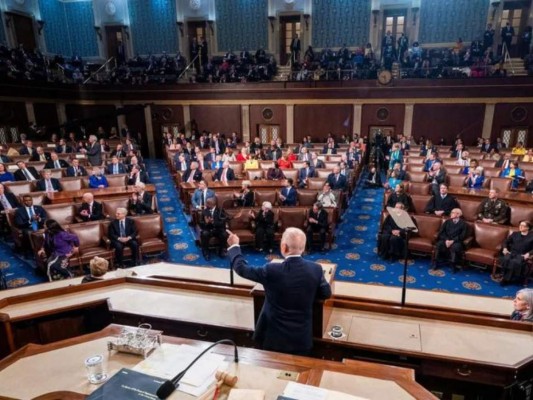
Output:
369,126,395,143
258,124,281,143
500,1,531,57
500,127,529,147
6,13,36,51
105,26,126,64
279,15,301,66
187,21,207,70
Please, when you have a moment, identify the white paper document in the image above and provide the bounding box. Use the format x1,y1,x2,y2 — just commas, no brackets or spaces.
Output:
283,382,329,400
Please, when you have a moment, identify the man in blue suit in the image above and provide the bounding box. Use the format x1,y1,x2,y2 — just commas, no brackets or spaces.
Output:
191,180,215,209
298,161,315,188
326,166,347,191
227,227,332,355
279,178,297,206
36,170,62,192
106,156,128,175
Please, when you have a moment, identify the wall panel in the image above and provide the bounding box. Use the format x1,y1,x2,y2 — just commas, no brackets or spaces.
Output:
249,105,286,142
294,104,352,143
0,101,28,132
361,104,405,138
412,104,485,146
491,104,533,145
64,104,118,138
151,104,184,158
190,105,241,136
33,103,59,131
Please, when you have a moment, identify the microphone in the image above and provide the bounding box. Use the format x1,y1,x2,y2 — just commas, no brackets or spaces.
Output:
156,339,239,399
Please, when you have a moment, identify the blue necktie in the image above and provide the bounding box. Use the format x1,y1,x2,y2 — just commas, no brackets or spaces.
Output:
29,207,38,231
120,220,126,237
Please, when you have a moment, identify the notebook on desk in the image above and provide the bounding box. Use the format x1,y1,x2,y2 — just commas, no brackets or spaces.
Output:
87,368,164,400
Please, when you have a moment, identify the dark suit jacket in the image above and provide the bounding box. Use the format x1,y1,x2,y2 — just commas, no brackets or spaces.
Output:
55,145,74,154
0,192,20,212
311,159,325,169
106,163,127,175
65,165,88,177
30,152,51,162
14,205,46,230
322,146,337,154
36,178,62,192
14,167,39,181
128,192,153,215
437,219,467,244
180,169,201,183
0,155,12,163
280,186,297,206
267,168,285,180
108,217,138,242
268,147,282,161
200,207,227,231
238,190,255,207
213,168,235,182
326,173,347,191
45,159,69,169
424,195,459,216
87,143,102,166
127,171,150,185
298,167,315,183
308,209,328,229
228,247,331,353
78,201,104,222
19,146,37,158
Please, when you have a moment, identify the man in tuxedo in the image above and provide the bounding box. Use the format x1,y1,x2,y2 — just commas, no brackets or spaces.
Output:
78,192,104,222
227,227,331,355
0,183,20,236
14,161,39,181
45,152,69,169
326,166,347,191
424,184,459,217
306,202,328,253
183,161,203,183
298,161,315,188
66,159,88,177
106,156,127,175
31,146,51,162
434,208,468,273
84,135,102,166
36,170,62,192
279,178,297,206
108,207,141,268
213,161,235,182
128,182,153,215
199,198,228,260
15,195,47,249
127,165,150,186
191,180,215,209
55,139,74,154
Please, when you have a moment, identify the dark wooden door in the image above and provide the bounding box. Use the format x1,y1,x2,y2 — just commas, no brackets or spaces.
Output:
187,21,207,66
105,26,126,63
279,16,301,66
8,13,36,51
258,124,281,143
500,1,531,57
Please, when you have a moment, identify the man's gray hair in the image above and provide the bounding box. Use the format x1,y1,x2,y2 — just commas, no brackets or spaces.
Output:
281,227,306,255
262,201,272,210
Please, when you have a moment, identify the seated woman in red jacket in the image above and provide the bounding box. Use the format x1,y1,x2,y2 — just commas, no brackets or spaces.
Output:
277,154,293,169
236,148,249,163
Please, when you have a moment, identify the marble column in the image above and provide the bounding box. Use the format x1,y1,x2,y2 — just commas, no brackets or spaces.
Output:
482,103,495,139
241,105,250,142
403,104,414,138
352,104,362,137
286,104,294,143
183,105,191,136
144,104,156,158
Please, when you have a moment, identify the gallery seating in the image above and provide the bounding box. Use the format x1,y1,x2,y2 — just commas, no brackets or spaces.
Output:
407,214,442,258
463,222,510,270
134,214,167,259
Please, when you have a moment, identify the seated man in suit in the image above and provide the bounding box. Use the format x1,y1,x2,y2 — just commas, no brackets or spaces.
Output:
379,202,408,260
127,164,150,186
14,161,39,181
476,189,509,225
298,161,315,188
15,195,47,252
55,138,74,154
199,198,228,260
106,156,128,175
326,166,347,191
78,192,104,222
266,162,286,180
45,152,69,169
0,183,20,236
66,158,88,177
175,154,189,172
249,201,275,253
110,143,126,158
108,207,141,268
306,202,328,253
191,180,215,210
128,182,153,215
19,140,37,158
36,170,62,192
501,161,524,189
279,178,297,206
434,208,468,273
181,161,202,184
310,152,325,169
226,227,332,355
424,184,459,217
322,142,337,155
233,180,255,207
423,152,439,172
31,146,51,162
213,161,235,182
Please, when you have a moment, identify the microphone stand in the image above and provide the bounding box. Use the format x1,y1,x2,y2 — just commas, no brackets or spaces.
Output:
401,227,416,307
156,339,239,399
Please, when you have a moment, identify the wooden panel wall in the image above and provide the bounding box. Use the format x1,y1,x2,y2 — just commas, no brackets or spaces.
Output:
190,105,241,136
0,101,28,132
249,105,287,142
361,104,405,138
33,103,59,131
151,105,184,158
491,103,533,145
294,104,352,143
64,104,118,138
412,104,485,146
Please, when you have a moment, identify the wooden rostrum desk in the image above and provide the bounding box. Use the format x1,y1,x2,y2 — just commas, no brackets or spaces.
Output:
0,263,532,399
45,184,157,204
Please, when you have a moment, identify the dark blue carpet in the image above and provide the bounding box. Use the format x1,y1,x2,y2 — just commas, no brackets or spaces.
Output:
2,159,530,297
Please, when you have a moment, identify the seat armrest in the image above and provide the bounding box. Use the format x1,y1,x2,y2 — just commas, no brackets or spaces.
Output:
463,237,474,249
101,236,111,248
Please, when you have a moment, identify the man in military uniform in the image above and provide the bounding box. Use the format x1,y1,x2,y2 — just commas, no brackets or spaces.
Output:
476,189,509,225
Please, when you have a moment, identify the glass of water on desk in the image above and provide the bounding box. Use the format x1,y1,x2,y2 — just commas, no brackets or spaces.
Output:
85,354,108,384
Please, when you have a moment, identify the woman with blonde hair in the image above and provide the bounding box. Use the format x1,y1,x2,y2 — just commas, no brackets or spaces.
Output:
81,256,109,283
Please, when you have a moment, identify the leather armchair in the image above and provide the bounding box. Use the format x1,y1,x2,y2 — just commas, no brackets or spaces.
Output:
465,222,510,270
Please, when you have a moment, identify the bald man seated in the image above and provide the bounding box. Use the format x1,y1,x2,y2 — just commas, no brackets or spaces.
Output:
227,227,332,355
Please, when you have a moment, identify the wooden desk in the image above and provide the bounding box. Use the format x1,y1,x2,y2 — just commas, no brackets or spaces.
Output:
447,187,533,206
0,324,435,399
46,184,156,204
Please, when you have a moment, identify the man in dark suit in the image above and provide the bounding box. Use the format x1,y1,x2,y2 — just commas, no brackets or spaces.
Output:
15,195,47,249
434,208,468,273
501,22,515,52
18,140,37,158
326,166,347,191
128,182,153,215
30,146,51,162
306,202,328,253
199,198,228,260
496,154,511,170
55,139,74,154
279,178,297,206
106,156,128,175
298,161,315,188
110,144,126,158
210,134,226,155
322,143,337,155
183,161,203,183
66,159,88,177
84,135,102,166
290,34,301,63
108,207,141,267
14,161,39,181
36,170,62,192
127,165,150,186
213,161,235,182
227,227,331,355
78,192,104,222
310,152,325,169
45,152,69,169
424,184,459,217
426,161,447,197
0,183,20,236
267,141,282,161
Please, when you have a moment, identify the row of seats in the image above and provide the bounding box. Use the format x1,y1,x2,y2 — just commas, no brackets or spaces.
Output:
405,173,518,192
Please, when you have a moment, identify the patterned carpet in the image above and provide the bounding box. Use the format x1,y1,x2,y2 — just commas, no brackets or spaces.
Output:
1,159,529,297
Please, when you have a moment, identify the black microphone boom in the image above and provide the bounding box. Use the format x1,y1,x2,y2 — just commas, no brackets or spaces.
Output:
156,339,239,399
